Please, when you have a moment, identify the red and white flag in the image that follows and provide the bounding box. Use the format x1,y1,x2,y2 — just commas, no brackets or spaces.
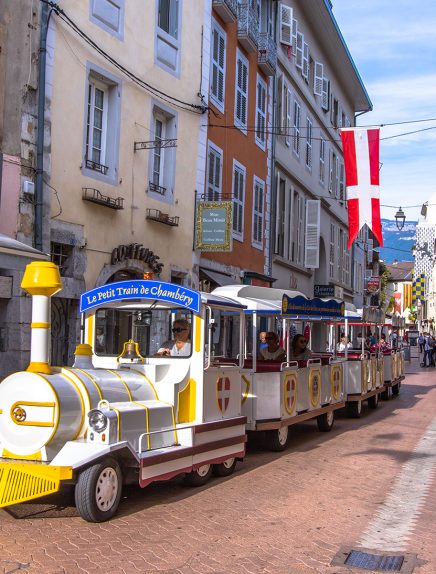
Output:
340,127,383,249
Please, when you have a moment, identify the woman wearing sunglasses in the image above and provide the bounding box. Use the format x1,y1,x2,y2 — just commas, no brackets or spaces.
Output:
289,334,312,360
156,318,191,357
259,332,286,362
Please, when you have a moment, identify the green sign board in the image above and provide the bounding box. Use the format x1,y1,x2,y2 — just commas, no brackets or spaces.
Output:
195,202,232,252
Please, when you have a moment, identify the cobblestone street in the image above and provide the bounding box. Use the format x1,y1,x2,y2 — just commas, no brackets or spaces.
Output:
1,356,435,574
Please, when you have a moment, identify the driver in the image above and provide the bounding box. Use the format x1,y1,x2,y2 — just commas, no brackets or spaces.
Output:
156,318,191,357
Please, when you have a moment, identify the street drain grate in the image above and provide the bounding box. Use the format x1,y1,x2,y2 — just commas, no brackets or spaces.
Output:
345,550,404,571
331,546,425,574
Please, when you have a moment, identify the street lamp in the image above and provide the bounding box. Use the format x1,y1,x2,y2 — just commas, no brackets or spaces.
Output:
395,207,406,231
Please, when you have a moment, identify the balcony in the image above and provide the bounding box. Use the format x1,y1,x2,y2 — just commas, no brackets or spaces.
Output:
146,209,179,227
82,187,124,210
237,2,258,53
212,0,237,23
258,33,277,76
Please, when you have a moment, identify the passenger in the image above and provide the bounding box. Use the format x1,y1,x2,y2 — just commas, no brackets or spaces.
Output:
289,334,313,360
156,319,191,357
337,335,351,352
259,332,286,361
258,331,268,352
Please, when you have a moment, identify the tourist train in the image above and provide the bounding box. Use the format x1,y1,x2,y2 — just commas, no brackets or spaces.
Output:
0,262,405,522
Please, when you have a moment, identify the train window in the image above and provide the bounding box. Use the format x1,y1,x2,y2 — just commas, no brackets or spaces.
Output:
94,308,193,358
206,309,240,361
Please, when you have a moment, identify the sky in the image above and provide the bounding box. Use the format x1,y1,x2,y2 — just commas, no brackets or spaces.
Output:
331,0,436,223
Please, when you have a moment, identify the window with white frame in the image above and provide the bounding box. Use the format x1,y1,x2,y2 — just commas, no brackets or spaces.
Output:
252,177,264,247
337,227,342,279
255,75,267,149
235,50,249,132
83,66,121,184
329,223,335,279
275,176,286,257
148,104,177,200
232,161,245,239
90,0,124,40
305,116,313,169
291,189,304,264
210,21,226,112
285,87,292,146
205,142,223,201
293,100,301,156
339,161,345,200
155,0,181,75
277,75,283,133
335,155,340,198
319,136,326,185
344,232,350,285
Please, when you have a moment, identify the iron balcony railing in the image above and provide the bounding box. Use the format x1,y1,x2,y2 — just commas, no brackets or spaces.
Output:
237,2,258,52
212,0,237,22
258,33,277,76
146,209,179,227
82,187,124,210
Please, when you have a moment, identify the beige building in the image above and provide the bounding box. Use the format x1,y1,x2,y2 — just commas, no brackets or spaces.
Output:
43,0,206,363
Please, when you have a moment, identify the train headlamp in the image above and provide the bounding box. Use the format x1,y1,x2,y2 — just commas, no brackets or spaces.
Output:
88,409,108,433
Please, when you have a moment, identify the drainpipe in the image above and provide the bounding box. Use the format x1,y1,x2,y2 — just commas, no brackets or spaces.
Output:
268,0,278,279
35,2,50,251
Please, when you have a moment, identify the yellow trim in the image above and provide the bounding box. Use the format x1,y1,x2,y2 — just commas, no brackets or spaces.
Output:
195,315,201,353
33,373,61,445
0,409,2,415
309,368,321,408
31,322,50,329
131,370,159,400
106,369,133,401
27,361,52,374
74,343,93,356
2,448,42,461
10,401,55,427
241,375,251,404
60,370,86,440
330,365,342,401
283,373,297,415
177,378,196,423
109,405,121,440
86,314,94,347
73,367,103,400
0,462,71,508
21,261,62,296
132,402,150,449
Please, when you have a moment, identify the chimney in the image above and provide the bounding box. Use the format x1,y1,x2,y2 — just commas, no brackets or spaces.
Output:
21,261,62,374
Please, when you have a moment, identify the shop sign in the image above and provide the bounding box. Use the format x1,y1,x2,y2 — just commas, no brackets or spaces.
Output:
366,276,380,293
195,202,232,252
314,284,334,298
111,243,163,273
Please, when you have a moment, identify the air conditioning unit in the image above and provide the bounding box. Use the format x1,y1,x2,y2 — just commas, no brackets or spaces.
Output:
22,180,35,195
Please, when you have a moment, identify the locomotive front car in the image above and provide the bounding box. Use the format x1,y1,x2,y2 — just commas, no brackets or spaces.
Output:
0,263,247,522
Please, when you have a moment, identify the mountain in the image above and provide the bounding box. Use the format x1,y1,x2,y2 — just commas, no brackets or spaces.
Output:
379,219,416,264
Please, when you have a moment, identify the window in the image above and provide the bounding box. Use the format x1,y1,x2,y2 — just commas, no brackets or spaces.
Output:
275,176,286,257
329,223,335,279
279,4,292,46
210,21,226,112
155,0,181,75
148,104,177,200
322,77,330,111
285,87,292,146
206,142,223,201
302,42,309,81
304,200,320,268
277,75,283,133
232,161,245,239
83,65,121,184
319,136,326,185
339,161,345,200
305,116,313,169
51,242,73,277
235,50,249,133
344,232,350,285
90,0,124,39
293,100,301,156
252,177,264,247
255,75,267,150
291,190,304,264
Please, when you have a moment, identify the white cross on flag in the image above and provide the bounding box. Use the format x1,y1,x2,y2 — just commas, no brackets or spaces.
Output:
340,127,383,249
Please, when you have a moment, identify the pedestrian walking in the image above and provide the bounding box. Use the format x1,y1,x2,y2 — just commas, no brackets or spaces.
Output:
418,332,425,354
421,334,434,367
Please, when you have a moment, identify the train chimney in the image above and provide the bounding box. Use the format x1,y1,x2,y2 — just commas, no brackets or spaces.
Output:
21,261,62,374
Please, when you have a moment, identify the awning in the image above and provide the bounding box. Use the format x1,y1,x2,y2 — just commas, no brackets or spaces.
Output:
200,268,235,287
0,233,48,260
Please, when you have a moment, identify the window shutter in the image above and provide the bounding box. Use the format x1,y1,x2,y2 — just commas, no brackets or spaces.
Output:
292,18,298,54
211,26,226,108
322,77,330,111
302,42,309,79
335,155,340,198
296,31,304,69
279,4,292,46
328,148,333,194
314,62,323,96
285,88,292,146
235,54,248,129
305,200,320,268
277,75,283,133
339,162,345,200
217,33,225,103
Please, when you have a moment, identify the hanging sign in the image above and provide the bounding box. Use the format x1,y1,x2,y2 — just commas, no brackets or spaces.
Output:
195,202,233,252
